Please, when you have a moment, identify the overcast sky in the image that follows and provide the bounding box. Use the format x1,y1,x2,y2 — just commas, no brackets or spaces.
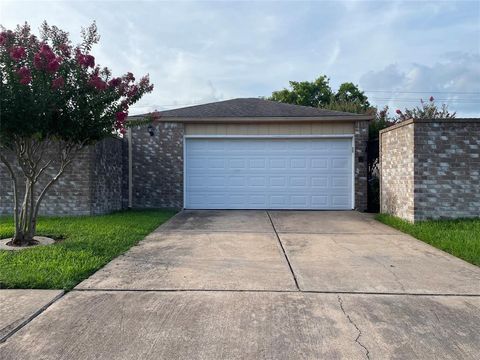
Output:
1,0,479,116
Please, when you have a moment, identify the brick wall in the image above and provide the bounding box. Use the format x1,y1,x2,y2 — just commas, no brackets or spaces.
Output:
90,138,127,215
380,119,480,222
380,121,415,221
129,122,184,209
413,120,480,220
354,120,369,211
0,138,126,216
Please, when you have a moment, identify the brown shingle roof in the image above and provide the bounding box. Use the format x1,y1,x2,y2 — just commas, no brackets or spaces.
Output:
130,98,373,122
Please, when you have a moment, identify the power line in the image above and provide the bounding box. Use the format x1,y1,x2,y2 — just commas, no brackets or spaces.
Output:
365,90,480,95
369,98,480,103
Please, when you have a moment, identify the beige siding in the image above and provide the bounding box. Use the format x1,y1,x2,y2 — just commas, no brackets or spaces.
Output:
185,122,354,135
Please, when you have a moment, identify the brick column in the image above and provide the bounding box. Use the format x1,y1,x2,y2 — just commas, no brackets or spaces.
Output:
354,120,369,211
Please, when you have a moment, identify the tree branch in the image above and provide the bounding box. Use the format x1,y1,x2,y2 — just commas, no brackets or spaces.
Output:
32,141,86,222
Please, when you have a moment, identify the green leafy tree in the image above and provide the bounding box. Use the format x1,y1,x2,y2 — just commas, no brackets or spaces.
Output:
269,75,333,107
269,75,370,114
334,82,370,109
0,22,154,246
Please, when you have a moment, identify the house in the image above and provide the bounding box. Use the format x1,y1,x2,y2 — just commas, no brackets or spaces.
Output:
0,98,373,215
127,98,372,211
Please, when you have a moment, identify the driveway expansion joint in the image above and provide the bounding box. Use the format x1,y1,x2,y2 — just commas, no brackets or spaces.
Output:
337,295,371,360
0,291,65,344
266,210,301,291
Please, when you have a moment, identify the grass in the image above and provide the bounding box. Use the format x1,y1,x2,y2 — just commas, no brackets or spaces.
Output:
0,209,176,290
376,214,480,267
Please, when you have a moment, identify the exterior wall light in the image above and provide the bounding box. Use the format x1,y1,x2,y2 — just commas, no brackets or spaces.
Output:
147,124,155,136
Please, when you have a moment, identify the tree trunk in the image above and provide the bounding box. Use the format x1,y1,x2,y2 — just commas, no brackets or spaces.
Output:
1,138,83,247
9,180,38,246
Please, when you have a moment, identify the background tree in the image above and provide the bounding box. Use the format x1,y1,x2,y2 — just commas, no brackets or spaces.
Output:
334,82,370,109
269,75,333,107
269,75,370,112
0,22,154,246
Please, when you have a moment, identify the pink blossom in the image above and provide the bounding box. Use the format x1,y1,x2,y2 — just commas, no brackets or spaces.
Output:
88,75,107,90
85,55,95,68
58,43,71,56
76,52,95,68
108,77,122,88
19,77,31,85
39,44,55,61
52,76,65,89
429,96,434,102
9,46,26,61
139,75,150,87
16,66,31,85
125,72,135,82
115,111,128,123
33,53,42,70
127,85,138,98
47,58,61,73
119,128,127,135
0,31,13,47
396,109,402,115
0,32,7,46
33,44,57,70
150,110,161,125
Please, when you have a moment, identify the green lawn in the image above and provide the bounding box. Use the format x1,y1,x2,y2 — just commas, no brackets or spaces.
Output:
0,210,176,290
376,214,480,267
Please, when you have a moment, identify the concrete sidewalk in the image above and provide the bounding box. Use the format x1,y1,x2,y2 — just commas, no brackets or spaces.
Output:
1,210,479,359
0,290,63,343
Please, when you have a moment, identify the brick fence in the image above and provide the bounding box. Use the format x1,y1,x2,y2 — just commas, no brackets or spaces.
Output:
380,118,480,222
0,137,127,216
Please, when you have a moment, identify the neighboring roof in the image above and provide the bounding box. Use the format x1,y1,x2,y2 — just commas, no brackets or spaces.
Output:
129,98,373,123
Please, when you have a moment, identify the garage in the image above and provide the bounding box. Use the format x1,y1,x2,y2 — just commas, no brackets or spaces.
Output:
185,137,353,210
127,98,372,211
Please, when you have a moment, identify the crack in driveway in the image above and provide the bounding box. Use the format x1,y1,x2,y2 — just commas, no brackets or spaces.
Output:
266,210,300,291
337,295,371,360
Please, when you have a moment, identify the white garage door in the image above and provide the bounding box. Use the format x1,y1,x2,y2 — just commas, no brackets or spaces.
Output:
185,137,353,210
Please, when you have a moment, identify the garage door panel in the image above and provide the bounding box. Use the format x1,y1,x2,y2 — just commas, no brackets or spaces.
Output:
332,195,351,207
311,176,328,187
311,158,329,169
270,176,287,187
331,158,350,169
185,138,353,210
312,195,328,206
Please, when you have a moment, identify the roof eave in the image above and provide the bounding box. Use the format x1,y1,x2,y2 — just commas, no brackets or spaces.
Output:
127,115,373,123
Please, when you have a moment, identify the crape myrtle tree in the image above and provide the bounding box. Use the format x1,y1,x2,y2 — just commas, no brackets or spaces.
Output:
0,22,154,246
395,96,456,121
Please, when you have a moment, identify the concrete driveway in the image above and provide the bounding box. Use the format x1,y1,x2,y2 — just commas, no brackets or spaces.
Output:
1,211,479,359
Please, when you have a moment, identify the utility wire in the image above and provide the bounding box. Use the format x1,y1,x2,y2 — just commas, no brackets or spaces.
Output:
365,90,480,95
